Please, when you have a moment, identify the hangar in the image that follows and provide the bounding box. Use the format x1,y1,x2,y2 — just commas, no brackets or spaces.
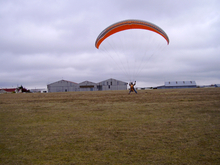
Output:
47,78,128,93
78,81,98,91
155,81,197,89
97,78,128,91
47,80,79,93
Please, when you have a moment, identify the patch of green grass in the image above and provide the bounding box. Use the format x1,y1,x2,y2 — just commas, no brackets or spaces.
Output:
1,88,220,164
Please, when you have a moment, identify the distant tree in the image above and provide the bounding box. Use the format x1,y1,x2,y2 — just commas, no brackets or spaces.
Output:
17,85,30,93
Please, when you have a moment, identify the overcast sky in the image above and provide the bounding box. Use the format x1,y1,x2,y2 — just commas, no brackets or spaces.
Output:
1,0,220,88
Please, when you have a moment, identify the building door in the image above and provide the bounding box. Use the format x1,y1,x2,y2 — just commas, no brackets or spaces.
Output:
97,85,102,91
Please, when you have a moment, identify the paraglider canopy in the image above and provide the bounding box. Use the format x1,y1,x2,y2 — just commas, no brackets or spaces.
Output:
95,19,169,49
95,19,170,83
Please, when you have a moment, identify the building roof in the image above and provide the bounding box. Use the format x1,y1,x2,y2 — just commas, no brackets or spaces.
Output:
48,78,128,86
1,88,17,92
98,78,127,84
165,81,196,86
79,81,96,85
47,79,78,85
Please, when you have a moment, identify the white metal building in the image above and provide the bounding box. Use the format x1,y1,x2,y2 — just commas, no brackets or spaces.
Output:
97,78,128,91
47,78,128,93
78,81,97,91
156,81,197,89
47,80,79,93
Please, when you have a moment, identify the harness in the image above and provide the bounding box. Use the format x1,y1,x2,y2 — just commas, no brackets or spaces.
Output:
130,85,134,91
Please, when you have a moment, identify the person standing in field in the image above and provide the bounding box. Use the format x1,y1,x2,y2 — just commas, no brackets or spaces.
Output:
128,81,137,94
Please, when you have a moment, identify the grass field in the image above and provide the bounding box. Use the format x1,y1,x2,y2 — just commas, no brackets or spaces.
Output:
1,88,220,164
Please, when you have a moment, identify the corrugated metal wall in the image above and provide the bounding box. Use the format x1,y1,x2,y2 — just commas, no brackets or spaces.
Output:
47,80,79,92
47,79,128,92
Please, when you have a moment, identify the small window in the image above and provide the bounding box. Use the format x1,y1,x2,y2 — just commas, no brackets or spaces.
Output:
169,82,170,84
107,82,108,85
111,81,112,85
176,81,178,84
190,81,192,83
183,81,185,84
108,85,110,89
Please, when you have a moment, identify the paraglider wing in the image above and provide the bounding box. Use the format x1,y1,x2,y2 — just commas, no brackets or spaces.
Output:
95,19,169,49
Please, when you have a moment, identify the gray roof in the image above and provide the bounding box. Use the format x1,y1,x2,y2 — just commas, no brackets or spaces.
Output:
98,78,127,84
165,81,196,86
47,80,78,86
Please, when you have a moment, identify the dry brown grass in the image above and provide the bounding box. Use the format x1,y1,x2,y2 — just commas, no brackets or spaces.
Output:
1,88,220,164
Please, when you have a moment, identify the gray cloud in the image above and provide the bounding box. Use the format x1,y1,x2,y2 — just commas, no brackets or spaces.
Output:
0,0,220,88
